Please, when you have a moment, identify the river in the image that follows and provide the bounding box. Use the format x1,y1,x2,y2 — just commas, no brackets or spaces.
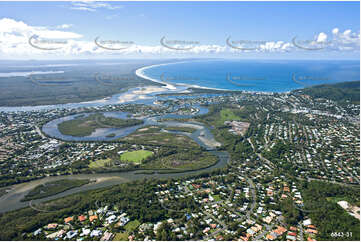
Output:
0,106,230,213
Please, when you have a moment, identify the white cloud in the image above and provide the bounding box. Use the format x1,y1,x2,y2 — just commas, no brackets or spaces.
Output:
332,28,339,35
70,1,123,12
56,24,73,29
70,7,96,12
316,32,327,42
0,18,359,59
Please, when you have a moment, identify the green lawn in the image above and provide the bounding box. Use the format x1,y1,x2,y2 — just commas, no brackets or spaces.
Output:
220,109,242,123
212,194,221,202
113,232,128,241
120,150,153,163
124,220,140,232
89,158,112,169
164,126,196,133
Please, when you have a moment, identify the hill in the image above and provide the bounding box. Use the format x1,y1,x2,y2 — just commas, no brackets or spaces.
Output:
294,81,360,104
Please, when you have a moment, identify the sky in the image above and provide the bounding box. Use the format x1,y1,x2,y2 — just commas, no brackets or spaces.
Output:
0,1,359,60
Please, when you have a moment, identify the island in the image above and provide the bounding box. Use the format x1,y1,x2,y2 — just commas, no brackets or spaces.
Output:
57,113,144,137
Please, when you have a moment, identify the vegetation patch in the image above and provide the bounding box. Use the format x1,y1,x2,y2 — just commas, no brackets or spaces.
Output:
113,232,128,241
22,179,90,201
120,150,153,163
124,220,141,232
300,180,360,241
141,147,218,171
123,131,199,148
163,126,196,133
212,194,221,202
89,158,113,169
296,81,360,104
58,113,143,137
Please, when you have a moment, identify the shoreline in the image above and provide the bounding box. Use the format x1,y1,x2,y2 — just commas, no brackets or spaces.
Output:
135,60,233,92
134,60,292,94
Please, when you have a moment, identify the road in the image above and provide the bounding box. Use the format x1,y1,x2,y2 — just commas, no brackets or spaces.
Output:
246,177,257,220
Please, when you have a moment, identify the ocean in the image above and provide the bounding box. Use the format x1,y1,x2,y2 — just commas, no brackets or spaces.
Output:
140,59,360,93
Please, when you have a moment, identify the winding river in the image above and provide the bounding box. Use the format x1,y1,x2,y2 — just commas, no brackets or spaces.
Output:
0,106,230,213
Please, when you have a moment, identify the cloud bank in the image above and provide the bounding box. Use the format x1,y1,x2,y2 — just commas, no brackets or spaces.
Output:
0,18,359,59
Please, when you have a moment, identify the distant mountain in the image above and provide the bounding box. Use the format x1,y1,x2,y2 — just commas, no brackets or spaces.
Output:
294,81,360,104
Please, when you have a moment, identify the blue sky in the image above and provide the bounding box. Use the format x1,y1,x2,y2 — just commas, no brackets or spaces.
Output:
0,1,359,59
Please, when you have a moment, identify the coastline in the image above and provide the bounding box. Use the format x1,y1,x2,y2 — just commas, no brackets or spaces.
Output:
134,60,288,94
135,60,233,92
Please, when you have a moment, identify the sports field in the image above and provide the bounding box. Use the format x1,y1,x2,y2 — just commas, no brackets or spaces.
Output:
120,150,153,163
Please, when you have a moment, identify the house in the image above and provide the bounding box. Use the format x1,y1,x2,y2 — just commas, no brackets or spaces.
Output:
47,223,58,229
263,216,272,224
66,230,78,239
289,226,297,231
303,219,312,226
46,231,59,239
89,215,98,222
266,233,276,240
273,226,287,236
106,215,117,224
306,228,318,234
246,228,255,236
216,235,224,240
33,228,42,236
90,230,102,237
288,232,297,236
240,233,251,241
203,227,210,234
80,228,91,236
286,235,296,240
307,225,317,230
100,231,113,241
78,215,87,222
64,216,73,223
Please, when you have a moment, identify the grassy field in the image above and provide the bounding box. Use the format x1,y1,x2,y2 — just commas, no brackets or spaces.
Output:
164,126,196,133
113,232,128,241
141,148,218,171
89,158,112,169
58,113,143,137
220,108,243,123
22,179,90,201
124,220,140,232
123,130,199,148
213,194,221,202
120,150,153,163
